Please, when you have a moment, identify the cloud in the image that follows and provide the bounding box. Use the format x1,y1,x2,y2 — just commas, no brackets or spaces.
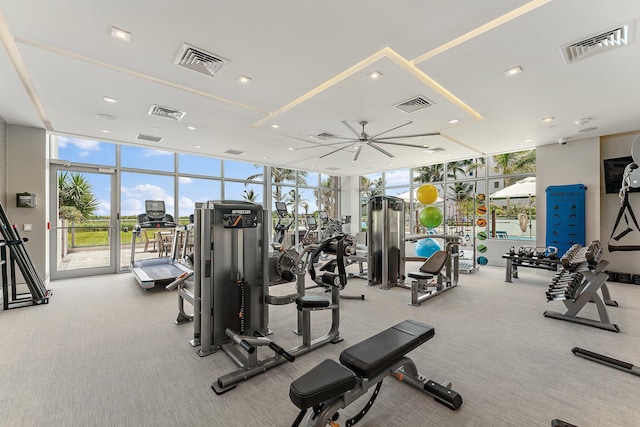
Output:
57,136,102,151
78,151,90,158
95,200,111,216
385,169,410,185
121,184,174,216
179,177,192,184
140,148,173,158
179,196,196,216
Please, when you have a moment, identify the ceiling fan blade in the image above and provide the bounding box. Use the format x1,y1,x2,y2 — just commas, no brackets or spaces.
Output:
341,121,362,139
370,121,413,139
367,141,394,158
370,139,429,149
319,142,357,159
375,132,440,140
295,139,357,150
353,144,363,161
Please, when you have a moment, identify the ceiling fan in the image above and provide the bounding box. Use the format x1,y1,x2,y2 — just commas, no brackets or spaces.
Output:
298,120,440,161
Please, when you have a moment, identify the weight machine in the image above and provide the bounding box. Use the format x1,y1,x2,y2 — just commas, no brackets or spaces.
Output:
187,200,350,394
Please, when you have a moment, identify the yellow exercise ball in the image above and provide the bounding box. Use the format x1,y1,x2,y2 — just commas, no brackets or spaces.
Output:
416,184,438,205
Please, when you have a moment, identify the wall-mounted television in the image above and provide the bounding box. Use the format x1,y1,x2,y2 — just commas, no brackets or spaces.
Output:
603,156,639,194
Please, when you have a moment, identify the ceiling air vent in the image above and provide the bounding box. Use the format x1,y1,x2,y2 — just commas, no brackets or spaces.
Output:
148,104,186,121
313,132,338,140
136,134,163,143
561,21,634,65
426,147,445,153
326,167,341,171
175,43,230,77
224,149,245,156
395,96,435,114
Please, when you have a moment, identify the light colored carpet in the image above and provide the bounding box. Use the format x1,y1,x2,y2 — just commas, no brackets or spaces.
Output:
1,264,640,426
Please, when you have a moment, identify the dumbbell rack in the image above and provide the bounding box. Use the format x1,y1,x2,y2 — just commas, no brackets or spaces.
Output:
543,241,619,332
502,246,561,283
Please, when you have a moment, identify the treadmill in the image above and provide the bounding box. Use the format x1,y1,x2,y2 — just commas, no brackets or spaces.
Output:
130,200,192,289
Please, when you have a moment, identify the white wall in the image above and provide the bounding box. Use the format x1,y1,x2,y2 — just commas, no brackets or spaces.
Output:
600,131,640,275
339,175,360,234
0,117,7,206
6,125,48,281
536,137,601,249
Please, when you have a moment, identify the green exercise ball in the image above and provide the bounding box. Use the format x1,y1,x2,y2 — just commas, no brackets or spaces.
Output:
416,184,439,205
419,207,443,228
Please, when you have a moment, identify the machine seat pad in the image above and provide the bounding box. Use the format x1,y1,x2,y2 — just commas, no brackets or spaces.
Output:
289,359,357,409
407,271,435,280
296,295,330,309
339,320,434,379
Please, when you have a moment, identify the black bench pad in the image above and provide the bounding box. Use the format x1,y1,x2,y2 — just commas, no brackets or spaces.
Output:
296,295,330,309
289,359,357,409
408,271,435,280
339,320,434,378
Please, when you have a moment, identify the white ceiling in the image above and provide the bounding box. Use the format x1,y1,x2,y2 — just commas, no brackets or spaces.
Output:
1,0,639,176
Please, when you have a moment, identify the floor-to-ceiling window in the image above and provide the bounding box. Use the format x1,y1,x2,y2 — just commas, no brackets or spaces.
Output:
49,135,340,274
360,149,536,240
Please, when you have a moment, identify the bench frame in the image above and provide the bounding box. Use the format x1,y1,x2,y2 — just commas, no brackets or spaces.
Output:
290,320,462,426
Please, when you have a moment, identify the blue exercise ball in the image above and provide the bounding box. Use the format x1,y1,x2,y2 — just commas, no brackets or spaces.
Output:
415,238,442,258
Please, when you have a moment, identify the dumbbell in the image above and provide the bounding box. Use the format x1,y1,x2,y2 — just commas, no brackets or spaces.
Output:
509,246,516,256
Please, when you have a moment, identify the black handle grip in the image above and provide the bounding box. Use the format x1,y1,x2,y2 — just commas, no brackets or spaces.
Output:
239,339,255,354
269,342,295,362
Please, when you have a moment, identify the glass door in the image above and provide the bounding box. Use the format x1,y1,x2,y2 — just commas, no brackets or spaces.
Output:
50,165,117,279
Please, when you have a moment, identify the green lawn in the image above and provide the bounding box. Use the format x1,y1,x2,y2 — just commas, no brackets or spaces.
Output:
67,231,140,248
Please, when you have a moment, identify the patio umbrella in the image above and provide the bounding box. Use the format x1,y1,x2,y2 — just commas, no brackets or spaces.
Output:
490,176,536,238
490,177,536,199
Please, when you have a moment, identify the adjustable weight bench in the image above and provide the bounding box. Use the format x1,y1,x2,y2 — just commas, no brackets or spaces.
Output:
290,320,462,426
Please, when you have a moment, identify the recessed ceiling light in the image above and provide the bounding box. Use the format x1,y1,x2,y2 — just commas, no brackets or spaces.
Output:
101,129,111,133
287,147,294,151
445,153,452,156
574,117,591,125
504,66,523,76
368,71,383,79
271,124,280,129
524,138,533,143
448,118,460,124
187,126,197,130
194,145,201,148
152,127,159,131
111,26,131,42
263,156,268,160
237,75,252,83
103,96,118,104
542,116,555,122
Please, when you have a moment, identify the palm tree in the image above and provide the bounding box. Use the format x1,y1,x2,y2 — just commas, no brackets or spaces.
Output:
316,177,339,219
242,188,259,202
58,172,99,219
492,150,536,186
414,164,444,183
247,167,307,203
